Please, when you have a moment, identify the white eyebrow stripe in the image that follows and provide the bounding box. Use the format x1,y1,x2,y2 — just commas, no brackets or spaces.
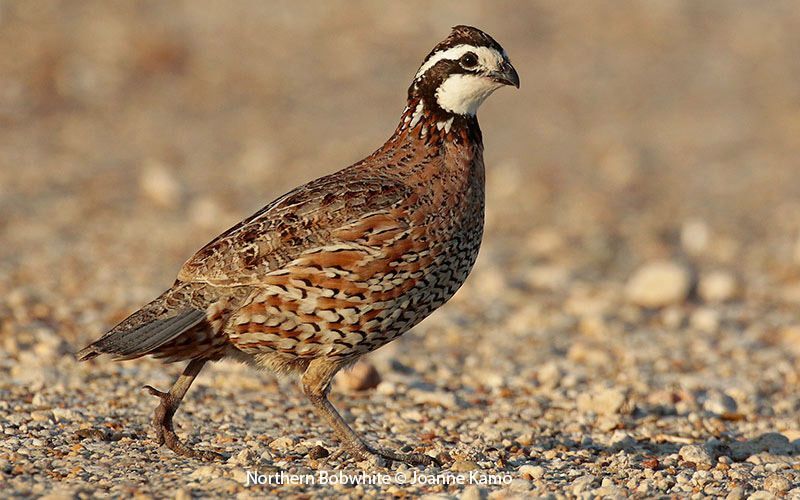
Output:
414,44,504,81
415,45,474,80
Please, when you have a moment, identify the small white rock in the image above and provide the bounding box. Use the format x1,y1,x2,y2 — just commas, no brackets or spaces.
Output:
526,228,564,256
189,197,225,229
690,308,720,333
269,437,295,450
678,444,715,466
681,219,710,255
524,265,570,291
725,486,745,500
231,468,250,485
747,491,779,500
764,473,790,494
51,408,78,422
519,465,545,479
537,361,563,389
139,159,182,208
609,431,637,451
571,474,597,494
701,390,737,415
507,478,533,492
577,387,627,415
699,271,737,303
228,447,256,466
30,410,53,422
190,465,222,480
626,261,692,308
450,460,480,472
376,381,397,395
409,389,459,409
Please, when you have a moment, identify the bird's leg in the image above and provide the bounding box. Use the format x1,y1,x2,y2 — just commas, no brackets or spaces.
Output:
301,359,440,467
143,358,222,461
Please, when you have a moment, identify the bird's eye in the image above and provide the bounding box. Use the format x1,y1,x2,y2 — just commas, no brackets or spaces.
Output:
460,53,478,69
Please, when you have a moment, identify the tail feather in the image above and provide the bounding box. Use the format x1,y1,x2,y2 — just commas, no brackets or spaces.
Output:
77,292,207,361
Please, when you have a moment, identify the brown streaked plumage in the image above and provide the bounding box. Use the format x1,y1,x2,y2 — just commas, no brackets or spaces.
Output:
78,25,519,466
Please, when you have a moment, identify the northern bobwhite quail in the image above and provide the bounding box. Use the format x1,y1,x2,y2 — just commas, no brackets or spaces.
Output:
78,25,519,466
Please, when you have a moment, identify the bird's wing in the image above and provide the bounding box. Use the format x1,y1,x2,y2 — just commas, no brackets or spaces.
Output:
177,167,415,286
77,307,206,361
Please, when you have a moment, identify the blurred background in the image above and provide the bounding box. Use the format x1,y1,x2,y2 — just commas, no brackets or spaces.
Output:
3,1,800,319
2,0,800,494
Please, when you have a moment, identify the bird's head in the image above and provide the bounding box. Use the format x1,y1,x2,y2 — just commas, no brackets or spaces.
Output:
409,25,519,118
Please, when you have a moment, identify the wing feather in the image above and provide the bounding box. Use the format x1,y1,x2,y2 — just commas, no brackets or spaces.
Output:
177,169,413,284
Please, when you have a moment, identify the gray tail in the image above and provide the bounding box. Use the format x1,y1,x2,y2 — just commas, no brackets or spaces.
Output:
77,289,206,361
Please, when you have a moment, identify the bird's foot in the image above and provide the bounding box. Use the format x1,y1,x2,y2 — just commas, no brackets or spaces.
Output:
143,385,223,461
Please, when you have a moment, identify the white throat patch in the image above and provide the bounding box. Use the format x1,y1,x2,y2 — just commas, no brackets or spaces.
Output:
414,43,507,116
435,74,504,115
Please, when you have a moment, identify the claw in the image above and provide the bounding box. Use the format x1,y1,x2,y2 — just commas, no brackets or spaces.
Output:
143,385,168,398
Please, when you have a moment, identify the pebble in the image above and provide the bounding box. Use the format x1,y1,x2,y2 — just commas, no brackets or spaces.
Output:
678,444,715,467
51,408,79,422
451,460,481,472
609,432,637,451
698,271,738,302
228,448,256,466
515,433,534,446
524,265,570,291
174,489,191,500
307,445,329,460
139,160,182,208
701,389,738,415
748,492,778,500
190,465,222,481
690,307,720,333
460,485,486,500
763,473,790,494
576,387,627,415
725,486,745,500
681,219,710,255
536,362,562,389
336,360,382,391
571,474,596,494
269,437,295,450
231,468,249,485
507,478,534,492
519,465,545,479
729,433,794,461
189,197,227,229
409,388,460,409
30,410,53,422
626,261,692,308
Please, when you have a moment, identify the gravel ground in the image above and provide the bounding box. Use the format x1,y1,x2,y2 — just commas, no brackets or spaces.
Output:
2,1,800,498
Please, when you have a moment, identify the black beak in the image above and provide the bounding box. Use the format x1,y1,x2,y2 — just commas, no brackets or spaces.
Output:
492,60,520,88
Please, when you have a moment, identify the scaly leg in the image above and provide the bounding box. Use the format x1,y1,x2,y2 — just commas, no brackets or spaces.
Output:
143,358,222,461
301,359,440,467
